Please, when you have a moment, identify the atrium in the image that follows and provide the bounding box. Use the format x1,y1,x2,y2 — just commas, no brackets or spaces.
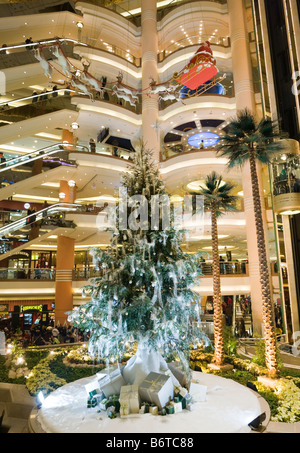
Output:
0,0,300,435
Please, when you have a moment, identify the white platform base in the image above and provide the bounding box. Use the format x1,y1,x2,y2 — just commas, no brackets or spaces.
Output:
31,371,269,434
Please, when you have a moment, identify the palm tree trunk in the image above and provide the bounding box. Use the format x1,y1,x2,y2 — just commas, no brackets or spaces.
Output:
249,148,279,378
211,203,225,366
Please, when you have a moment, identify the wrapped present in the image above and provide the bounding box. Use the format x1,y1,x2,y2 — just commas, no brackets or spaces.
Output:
119,385,140,415
105,395,120,413
189,382,207,402
99,398,108,411
181,392,192,409
186,403,195,411
87,396,98,408
140,403,150,414
98,366,126,398
139,372,174,410
166,404,175,414
168,362,191,389
174,384,188,398
107,406,117,419
170,401,182,414
149,405,158,415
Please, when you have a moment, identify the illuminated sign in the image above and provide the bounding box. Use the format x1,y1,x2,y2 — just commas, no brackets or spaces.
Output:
20,305,43,313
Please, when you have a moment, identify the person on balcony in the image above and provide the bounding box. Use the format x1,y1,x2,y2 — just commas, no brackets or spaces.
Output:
89,138,96,153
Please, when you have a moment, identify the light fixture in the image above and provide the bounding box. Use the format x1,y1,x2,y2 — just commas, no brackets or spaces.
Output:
77,21,83,28
248,413,266,432
59,192,66,199
24,203,31,210
71,122,79,130
68,180,76,188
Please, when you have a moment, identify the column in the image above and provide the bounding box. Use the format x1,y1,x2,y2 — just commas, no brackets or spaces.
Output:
55,235,75,325
228,0,271,335
141,0,160,162
62,129,75,151
59,180,77,203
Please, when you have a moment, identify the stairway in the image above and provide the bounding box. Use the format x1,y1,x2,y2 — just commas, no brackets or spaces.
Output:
0,383,36,433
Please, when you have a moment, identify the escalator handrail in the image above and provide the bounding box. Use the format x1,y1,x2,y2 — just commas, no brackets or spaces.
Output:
0,202,82,237
0,89,81,108
0,143,89,172
0,38,88,53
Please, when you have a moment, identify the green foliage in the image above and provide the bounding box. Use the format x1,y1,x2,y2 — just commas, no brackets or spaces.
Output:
216,108,282,168
190,171,238,217
223,327,237,356
252,338,283,370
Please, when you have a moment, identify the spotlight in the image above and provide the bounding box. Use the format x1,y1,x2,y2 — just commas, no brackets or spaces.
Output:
248,412,266,431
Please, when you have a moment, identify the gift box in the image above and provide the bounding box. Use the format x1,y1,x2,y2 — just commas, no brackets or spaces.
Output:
186,403,195,411
140,403,150,414
98,366,126,398
171,401,182,414
168,362,191,389
119,385,140,415
149,405,158,415
189,382,207,402
174,389,192,409
87,396,98,408
166,404,175,414
139,372,174,410
105,395,120,413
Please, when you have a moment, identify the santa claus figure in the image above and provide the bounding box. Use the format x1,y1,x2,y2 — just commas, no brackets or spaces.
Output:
175,41,218,90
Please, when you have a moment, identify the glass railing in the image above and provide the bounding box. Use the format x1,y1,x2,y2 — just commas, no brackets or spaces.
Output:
0,94,77,126
271,154,300,197
0,142,88,174
159,34,230,63
0,38,87,57
200,261,249,276
0,267,56,281
72,261,248,281
0,89,82,112
0,203,81,256
0,203,81,237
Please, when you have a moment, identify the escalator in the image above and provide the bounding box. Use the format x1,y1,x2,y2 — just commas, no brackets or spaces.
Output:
0,142,88,174
0,202,82,260
0,142,88,198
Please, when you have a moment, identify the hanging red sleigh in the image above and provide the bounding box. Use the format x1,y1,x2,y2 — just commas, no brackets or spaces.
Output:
174,41,218,91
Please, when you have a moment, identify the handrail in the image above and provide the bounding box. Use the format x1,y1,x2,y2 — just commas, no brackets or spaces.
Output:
0,38,88,54
0,89,83,109
0,202,82,237
0,143,89,173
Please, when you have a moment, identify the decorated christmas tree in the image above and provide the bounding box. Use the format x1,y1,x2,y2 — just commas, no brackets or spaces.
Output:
68,146,206,386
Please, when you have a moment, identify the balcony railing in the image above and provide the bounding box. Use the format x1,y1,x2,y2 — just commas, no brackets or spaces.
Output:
0,262,252,281
200,262,249,277
0,268,55,280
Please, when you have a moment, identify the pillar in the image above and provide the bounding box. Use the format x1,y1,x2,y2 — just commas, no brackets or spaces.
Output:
55,235,75,325
62,129,75,151
228,0,272,335
59,180,77,203
141,0,160,162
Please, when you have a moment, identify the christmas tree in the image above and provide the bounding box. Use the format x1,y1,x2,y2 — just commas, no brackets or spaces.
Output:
68,146,206,384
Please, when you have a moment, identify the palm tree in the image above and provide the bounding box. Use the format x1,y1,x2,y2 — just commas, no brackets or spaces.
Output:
217,108,281,378
192,172,237,367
